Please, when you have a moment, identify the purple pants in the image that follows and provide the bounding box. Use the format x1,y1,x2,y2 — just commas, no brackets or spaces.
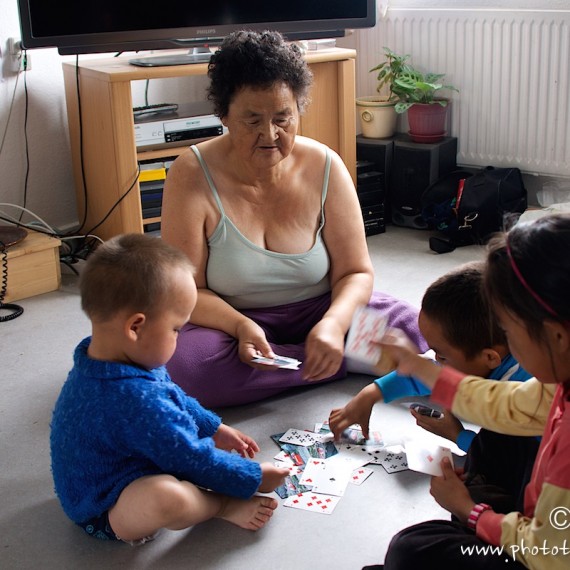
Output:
167,292,427,407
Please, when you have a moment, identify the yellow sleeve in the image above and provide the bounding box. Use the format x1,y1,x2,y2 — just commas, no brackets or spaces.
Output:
499,482,570,570
451,377,556,436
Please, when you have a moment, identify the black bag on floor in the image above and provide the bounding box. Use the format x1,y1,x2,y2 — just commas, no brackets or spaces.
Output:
421,166,527,253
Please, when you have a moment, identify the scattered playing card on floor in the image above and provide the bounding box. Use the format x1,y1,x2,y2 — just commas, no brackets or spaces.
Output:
350,466,374,485
328,445,370,470
274,450,295,464
310,459,352,496
364,430,385,450
283,492,341,514
274,471,311,499
405,440,453,477
337,442,385,465
339,427,366,445
376,445,409,474
279,429,316,446
299,458,326,486
274,462,303,477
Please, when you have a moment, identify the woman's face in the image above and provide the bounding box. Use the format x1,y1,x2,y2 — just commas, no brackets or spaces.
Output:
222,82,299,167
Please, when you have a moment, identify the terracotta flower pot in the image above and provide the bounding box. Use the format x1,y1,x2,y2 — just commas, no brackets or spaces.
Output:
407,101,449,143
356,96,398,139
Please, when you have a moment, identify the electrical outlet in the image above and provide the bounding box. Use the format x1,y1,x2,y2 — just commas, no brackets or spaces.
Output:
7,37,30,73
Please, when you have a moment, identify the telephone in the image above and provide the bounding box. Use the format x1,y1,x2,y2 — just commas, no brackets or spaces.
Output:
0,226,27,322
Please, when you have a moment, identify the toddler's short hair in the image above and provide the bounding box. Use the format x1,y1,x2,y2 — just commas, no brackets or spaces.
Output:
421,260,506,359
80,234,194,321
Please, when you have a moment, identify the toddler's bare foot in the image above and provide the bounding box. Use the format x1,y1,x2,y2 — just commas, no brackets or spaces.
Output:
217,495,278,530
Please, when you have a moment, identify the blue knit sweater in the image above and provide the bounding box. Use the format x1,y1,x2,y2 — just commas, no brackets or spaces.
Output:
50,338,262,524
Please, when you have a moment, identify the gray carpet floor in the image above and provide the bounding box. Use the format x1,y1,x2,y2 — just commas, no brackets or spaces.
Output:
1,225,484,569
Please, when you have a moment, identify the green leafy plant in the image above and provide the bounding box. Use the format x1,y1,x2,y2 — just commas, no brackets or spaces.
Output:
393,68,459,114
369,47,413,102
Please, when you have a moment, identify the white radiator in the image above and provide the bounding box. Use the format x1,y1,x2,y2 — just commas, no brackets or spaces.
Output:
353,9,570,176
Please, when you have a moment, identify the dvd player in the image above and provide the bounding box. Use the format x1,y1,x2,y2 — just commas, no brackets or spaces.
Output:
134,101,225,150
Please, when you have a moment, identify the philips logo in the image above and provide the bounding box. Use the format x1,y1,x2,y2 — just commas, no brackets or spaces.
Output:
197,29,217,36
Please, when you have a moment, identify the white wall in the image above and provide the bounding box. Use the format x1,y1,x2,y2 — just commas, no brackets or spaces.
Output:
1,1,567,233
1,1,78,229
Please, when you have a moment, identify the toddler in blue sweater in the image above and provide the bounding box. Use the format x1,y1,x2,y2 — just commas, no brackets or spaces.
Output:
330,261,540,512
50,234,288,544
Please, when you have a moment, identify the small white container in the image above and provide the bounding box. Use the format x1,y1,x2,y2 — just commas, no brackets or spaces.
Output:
356,96,397,139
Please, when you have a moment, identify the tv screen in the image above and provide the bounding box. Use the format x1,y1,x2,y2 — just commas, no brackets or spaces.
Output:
18,1,377,58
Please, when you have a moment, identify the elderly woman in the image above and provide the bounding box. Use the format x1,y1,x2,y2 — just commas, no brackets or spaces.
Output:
162,30,426,407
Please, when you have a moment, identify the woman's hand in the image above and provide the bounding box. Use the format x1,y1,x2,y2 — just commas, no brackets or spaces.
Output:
329,383,382,439
411,408,464,443
213,424,260,458
430,457,475,524
302,317,345,381
235,319,276,368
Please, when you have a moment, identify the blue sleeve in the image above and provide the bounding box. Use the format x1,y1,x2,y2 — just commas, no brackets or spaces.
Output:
119,384,261,499
179,390,221,438
374,370,432,403
456,429,477,452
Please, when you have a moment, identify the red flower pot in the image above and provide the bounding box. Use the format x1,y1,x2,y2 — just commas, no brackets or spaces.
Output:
407,101,449,143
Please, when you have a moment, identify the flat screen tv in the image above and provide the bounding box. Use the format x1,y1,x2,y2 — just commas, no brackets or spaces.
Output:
17,1,377,66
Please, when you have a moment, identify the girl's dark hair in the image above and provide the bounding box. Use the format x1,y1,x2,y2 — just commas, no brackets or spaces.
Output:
484,214,570,341
421,260,506,359
207,30,313,118
80,234,194,321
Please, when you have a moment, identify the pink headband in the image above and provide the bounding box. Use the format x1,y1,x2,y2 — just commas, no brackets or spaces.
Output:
505,240,560,318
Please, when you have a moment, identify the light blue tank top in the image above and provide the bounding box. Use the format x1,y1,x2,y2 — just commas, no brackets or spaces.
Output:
191,145,331,309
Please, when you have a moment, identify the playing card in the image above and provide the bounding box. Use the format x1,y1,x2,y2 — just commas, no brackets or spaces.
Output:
336,442,385,465
251,354,302,369
281,446,306,466
344,306,388,364
329,445,370,469
274,462,303,477
339,427,366,445
365,431,384,450
279,429,316,446
405,440,454,476
273,450,295,464
310,459,352,496
274,470,311,499
350,466,374,485
338,427,384,450
299,458,326,486
376,445,409,474
283,492,341,514
308,440,338,460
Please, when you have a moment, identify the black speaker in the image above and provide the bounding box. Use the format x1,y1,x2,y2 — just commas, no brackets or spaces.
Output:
390,135,457,229
356,135,394,175
356,136,394,225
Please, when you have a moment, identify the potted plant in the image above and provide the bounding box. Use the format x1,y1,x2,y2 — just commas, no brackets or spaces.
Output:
356,48,412,139
393,67,459,143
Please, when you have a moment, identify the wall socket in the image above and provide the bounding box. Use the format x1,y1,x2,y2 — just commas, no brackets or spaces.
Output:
8,37,31,72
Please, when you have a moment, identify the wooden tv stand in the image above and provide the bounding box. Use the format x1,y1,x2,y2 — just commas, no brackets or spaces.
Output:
62,48,357,240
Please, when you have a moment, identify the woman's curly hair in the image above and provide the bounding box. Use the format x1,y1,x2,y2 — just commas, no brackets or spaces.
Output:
207,30,313,118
